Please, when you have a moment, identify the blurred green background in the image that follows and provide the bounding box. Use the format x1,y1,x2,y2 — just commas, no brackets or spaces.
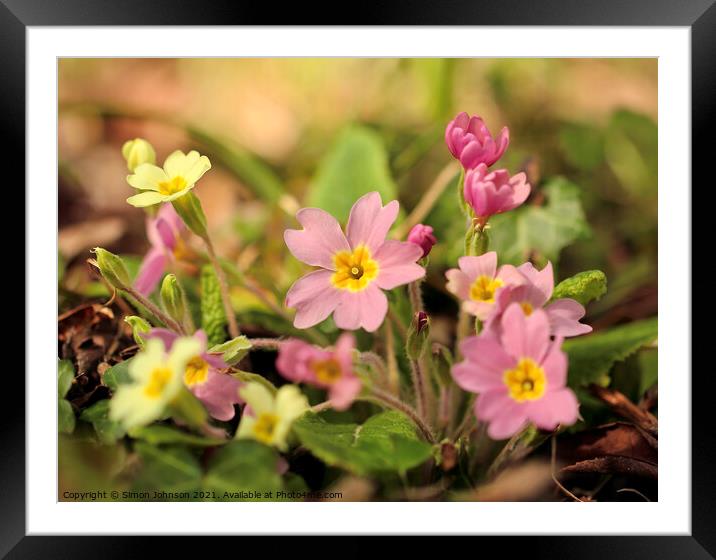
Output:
59,58,657,333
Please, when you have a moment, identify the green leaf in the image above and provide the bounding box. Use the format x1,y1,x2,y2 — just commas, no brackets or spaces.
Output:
552,270,607,306
209,335,252,365
293,410,433,476
489,177,591,265
307,125,397,223
201,264,228,346
203,440,283,500
58,359,74,398
564,318,658,389
128,425,225,447
102,359,133,391
58,399,76,434
133,442,202,495
80,400,125,444
559,122,605,171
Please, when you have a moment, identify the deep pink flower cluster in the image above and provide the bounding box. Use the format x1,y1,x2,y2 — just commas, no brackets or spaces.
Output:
445,111,530,221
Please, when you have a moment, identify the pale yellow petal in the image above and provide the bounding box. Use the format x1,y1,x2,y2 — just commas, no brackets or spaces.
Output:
239,382,275,416
182,155,212,186
127,191,167,207
162,150,192,178
127,164,167,191
109,385,164,429
129,338,165,382
275,385,309,424
236,414,257,441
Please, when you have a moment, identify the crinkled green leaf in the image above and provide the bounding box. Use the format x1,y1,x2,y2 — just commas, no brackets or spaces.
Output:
209,335,252,365
80,400,125,444
564,317,658,389
128,425,226,447
102,359,133,391
58,359,74,398
293,410,433,476
490,177,591,265
201,264,228,346
552,270,607,306
58,399,76,434
203,440,283,500
132,442,203,495
307,125,397,223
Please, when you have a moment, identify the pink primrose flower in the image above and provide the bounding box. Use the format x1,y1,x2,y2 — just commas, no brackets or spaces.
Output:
485,262,592,338
284,192,425,332
445,251,525,321
452,304,580,440
276,333,361,410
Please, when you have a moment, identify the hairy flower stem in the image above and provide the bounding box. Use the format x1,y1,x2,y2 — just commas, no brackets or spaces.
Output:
409,357,429,424
124,286,185,334
384,320,400,395
202,235,240,340
310,401,332,413
368,388,436,444
408,280,424,313
247,338,282,351
361,352,390,388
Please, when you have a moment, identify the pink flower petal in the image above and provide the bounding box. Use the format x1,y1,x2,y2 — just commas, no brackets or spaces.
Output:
345,192,399,252
487,404,530,440
133,248,168,296
457,252,498,282
333,285,388,332
500,305,551,362
455,335,515,392
192,370,243,421
517,261,554,301
526,388,579,431
276,339,324,382
445,268,471,301
373,240,424,290
285,270,342,329
540,339,568,388
505,172,531,211
144,328,180,351
474,389,512,421
334,332,356,373
546,299,592,337
329,376,362,410
284,208,350,270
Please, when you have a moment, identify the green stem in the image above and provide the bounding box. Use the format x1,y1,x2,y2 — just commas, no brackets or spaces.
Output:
124,286,185,334
366,388,436,444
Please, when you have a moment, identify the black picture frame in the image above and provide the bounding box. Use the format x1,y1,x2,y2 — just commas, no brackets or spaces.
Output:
5,0,709,555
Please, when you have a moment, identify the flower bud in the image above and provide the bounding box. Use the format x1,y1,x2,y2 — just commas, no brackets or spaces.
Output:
463,164,530,220
445,112,509,169
160,274,186,325
406,311,430,360
124,315,151,347
172,192,208,238
407,224,437,258
92,247,130,290
122,138,156,172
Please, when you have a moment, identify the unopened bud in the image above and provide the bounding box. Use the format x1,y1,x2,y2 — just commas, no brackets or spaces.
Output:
122,138,156,172
124,315,151,347
92,247,130,290
406,311,430,360
160,274,186,325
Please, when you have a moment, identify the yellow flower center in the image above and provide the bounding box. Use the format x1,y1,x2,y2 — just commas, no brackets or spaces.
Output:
331,245,379,292
144,366,173,398
311,358,343,385
469,275,503,303
158,176,187,196
184,356,209,387
520,301,534,316
503,358,547,402
253,412,279,444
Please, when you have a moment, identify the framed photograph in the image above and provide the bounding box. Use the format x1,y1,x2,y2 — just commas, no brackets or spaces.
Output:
8,0,710,553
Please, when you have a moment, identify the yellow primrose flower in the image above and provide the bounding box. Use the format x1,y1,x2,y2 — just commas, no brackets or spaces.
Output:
126,149,212,208
109,337,202,429
122,138,156,172
236,383,309,451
